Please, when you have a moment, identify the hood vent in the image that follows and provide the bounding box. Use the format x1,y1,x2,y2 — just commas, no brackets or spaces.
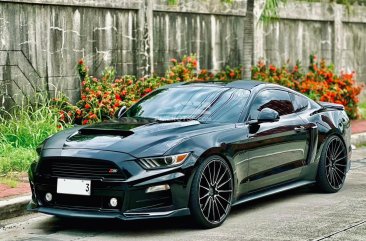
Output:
78,128,134,137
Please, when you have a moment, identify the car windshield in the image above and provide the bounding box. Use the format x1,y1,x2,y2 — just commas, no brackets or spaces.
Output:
123,86,250,123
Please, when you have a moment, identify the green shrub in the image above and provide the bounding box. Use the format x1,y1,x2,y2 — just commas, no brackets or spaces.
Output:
0,94,72,173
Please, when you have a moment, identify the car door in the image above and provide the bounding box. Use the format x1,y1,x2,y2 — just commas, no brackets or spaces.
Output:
245,89,310,192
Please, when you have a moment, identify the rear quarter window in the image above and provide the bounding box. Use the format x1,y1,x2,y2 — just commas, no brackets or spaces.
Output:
291,93,309,113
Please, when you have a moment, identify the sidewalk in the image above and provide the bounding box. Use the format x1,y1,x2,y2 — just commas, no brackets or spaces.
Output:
1,120,366,221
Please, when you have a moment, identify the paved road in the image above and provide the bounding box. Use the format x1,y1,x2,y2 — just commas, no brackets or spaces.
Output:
1,150,366,241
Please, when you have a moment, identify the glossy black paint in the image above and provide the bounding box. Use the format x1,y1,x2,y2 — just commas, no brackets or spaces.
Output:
28,80,351,220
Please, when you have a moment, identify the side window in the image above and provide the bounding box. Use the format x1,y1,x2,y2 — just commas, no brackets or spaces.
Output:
292,93,309,113
249,90,294,120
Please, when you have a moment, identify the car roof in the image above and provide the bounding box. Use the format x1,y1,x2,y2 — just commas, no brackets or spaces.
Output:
162,80,267,90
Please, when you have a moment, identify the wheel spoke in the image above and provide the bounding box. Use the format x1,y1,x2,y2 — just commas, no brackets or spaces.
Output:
200,185,210,191
334,156,346,164
335,163,347,167
200,192,210,200
202,173,210,186
214,200,221,221
216,169,228,186
333,140,341,158
215,196,227,215
217,177,231,189
218,189,232,193
214,163,222,184
208,163,213,185
209,197,214,221
213,161,216,185
201,196,210,211
217,194,230,204
334,166,346,176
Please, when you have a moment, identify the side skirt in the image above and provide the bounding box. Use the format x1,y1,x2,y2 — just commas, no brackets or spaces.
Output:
232,180,316,207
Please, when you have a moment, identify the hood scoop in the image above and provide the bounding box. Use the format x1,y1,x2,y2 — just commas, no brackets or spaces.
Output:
78,128,134,137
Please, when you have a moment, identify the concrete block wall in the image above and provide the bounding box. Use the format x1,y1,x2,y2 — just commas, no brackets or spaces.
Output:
254,1,366,99
1,0,366,109
0,0,251,108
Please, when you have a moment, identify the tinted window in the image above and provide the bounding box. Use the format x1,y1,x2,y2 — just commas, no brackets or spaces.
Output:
292,93,309,112
249,90,294,120
124,87,250,123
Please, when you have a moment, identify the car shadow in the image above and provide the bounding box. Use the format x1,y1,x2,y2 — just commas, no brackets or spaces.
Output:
37,185,315,236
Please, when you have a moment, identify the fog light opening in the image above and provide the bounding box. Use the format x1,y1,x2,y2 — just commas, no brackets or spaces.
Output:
45,192,53,202
146,184,170,193
110,198,118,207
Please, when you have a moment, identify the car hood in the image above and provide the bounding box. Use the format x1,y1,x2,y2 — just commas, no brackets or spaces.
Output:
43,117,233,158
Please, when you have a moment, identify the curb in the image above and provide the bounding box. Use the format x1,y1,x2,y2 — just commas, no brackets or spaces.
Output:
0,195,31,221
351,132,366,146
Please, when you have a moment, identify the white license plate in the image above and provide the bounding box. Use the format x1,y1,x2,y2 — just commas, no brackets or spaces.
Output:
57,178,91,196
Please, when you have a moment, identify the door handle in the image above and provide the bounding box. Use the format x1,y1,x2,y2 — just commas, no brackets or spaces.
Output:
294,126,306,132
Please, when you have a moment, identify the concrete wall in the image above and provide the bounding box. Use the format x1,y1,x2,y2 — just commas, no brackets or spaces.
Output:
1,0,366,109
254,1,366,98
0,0,252,108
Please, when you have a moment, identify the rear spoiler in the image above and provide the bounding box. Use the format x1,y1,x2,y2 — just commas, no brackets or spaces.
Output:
318,101,345,111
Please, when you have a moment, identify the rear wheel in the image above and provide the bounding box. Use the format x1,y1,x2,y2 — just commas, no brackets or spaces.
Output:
189,155,233,228
317,135,348,193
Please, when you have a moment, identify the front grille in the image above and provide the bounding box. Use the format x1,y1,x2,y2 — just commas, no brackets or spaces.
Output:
39,158,127,180
54,194,102,209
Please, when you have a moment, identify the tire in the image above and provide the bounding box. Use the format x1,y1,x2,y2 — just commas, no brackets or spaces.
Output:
189,155,233,228
316,135,348,193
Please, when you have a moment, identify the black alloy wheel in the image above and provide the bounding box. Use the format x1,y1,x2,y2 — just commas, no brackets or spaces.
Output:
190,155,233,228
317,135,348,193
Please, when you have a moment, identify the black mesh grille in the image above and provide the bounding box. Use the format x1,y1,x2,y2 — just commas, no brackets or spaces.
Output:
54,194,102,209
39,158,126,180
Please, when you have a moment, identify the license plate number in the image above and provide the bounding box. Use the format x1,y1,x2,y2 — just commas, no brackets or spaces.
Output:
57,178,91,196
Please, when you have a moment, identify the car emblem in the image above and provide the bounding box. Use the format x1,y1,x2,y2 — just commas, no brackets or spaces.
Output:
108,168,118,173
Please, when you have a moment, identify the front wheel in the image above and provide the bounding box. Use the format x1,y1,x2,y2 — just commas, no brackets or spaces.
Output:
317,135,348,193
189,155,233,228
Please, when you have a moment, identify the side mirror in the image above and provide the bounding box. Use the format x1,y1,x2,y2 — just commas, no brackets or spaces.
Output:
257,108,280,123
248,108,280,125
116,106,127,119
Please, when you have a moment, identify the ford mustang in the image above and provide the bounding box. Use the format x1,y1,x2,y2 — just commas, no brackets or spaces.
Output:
28,80,351,228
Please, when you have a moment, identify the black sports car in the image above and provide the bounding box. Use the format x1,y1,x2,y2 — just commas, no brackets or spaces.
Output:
28,80,351,228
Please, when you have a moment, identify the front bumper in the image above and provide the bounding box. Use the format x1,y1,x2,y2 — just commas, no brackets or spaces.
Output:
28,154,195,220
27,203,190,220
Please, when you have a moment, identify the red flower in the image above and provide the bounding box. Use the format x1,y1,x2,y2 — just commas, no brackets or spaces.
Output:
82,119,88,125
85,103,91,109
144,88,152,94
115,94,121,100
269,65,276,72
229,71,235,78
78,59,84,65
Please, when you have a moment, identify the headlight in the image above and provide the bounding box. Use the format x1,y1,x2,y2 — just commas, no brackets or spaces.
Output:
138,153,190,169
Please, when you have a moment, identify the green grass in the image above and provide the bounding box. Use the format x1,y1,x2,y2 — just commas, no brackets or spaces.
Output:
0,95,65,174
0,176,19,188
359,102,366,119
